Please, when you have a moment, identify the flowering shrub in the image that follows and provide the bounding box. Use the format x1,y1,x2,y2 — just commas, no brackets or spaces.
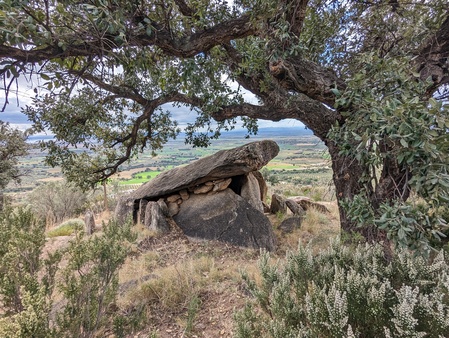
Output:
235,239,449,337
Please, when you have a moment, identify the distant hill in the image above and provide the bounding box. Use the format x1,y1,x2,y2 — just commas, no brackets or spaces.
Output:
27,126,314,143
178,126,314,139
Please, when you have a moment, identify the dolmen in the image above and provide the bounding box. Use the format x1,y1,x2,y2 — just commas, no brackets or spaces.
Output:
115,140,279,250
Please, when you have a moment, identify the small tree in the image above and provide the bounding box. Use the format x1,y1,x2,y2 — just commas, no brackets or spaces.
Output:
57,220,136,337
0,122,28,210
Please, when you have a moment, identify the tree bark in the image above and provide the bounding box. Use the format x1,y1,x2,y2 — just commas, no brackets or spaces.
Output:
327,141,393,247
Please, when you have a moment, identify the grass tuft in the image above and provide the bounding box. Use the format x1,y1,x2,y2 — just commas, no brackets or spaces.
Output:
46,219,83,238
127,256,216,311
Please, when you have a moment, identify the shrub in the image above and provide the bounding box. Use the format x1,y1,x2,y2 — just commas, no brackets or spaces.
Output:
57,219,137,337
27,181,87,226
0,207,60,337
0,206,137,337
235,239,449,337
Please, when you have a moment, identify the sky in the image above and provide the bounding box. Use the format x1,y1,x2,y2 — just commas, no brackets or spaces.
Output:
0,76,305,135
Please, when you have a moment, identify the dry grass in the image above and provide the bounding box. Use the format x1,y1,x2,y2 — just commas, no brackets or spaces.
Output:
299,203,340,253
41,187,341,337
271,202,340,255
46,218,84,238
128,256,216,310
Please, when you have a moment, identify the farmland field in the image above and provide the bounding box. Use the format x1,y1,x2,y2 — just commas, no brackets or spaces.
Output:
5,127,333,197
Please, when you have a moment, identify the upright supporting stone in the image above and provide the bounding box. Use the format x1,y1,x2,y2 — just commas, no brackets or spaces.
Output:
174,188,276,251
144,201,170,233
84,211,95,235
241,172,264,213
253,171,268,202
138,199,148,225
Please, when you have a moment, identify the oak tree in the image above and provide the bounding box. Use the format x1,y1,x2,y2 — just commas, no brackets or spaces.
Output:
1,0,448,249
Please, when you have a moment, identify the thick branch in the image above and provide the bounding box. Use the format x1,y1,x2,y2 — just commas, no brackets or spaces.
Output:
283,0,309,38
211,94,337,141
415,11,449,93
0,14,255,63
269,58,345,107
173,0,195,17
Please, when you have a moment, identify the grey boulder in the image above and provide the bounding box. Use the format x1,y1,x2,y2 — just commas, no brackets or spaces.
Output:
173,188,276,251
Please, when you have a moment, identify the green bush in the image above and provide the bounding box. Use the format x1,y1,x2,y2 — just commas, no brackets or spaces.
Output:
0,207,60,337
235,239,449,337
0,207,137,337
46,219,84,238
57,219,137,337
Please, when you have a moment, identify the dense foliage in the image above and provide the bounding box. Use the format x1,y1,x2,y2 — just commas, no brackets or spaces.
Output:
1,0,449,246
0,207,136,337
235,239,449,337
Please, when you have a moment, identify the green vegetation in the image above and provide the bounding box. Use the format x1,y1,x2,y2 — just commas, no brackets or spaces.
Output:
0,207,136,337
0,122,28,210
121,170,162,185
46,219,83,238
235,239,449,337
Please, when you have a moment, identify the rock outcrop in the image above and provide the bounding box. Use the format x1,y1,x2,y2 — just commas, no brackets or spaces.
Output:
270,193,287,214
270,194,329,215
115,140,279,250
278,216,302,233
289,196,330,214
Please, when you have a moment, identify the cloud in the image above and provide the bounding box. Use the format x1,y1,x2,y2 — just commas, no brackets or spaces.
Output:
1,74,36,131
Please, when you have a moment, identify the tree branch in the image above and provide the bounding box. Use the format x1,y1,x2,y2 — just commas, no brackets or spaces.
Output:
0,14,255,63
415,10,449,93
173,0,195,17
211,94,337,141
73,71,150,106
269,58,346,107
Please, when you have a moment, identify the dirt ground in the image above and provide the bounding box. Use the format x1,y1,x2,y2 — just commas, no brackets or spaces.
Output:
43,202,340,337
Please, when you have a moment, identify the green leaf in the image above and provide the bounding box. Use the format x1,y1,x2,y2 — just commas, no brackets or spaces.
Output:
330,88,340,96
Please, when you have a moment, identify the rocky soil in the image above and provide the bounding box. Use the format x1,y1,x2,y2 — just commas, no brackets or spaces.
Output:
43,201,340,337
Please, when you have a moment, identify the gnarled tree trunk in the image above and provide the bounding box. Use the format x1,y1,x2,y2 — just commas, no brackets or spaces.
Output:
327,141,386,242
